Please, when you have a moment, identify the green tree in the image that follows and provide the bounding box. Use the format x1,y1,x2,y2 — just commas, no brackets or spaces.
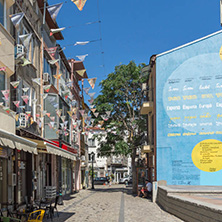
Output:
93,61,146,194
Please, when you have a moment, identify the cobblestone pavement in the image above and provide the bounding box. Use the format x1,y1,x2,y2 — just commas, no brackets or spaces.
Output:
45,184,183,222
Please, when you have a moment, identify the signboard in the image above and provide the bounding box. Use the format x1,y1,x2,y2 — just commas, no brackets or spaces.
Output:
0,147,7,158
156,30,222,185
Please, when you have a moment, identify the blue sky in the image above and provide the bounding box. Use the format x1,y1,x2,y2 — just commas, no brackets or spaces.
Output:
48,0,221,99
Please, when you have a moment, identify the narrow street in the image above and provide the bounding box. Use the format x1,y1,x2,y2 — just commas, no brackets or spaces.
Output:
50,185,183,222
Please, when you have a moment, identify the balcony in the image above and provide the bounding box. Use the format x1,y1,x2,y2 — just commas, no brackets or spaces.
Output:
0,24,14,76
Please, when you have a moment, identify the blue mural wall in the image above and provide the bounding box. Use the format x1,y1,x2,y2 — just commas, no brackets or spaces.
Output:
156,30,222,185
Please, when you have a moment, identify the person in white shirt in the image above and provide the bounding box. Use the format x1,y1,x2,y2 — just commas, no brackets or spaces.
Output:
141,179,152,198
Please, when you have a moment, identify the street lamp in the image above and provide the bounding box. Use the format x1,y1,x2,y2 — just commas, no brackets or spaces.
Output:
90,152,95,189
58,127,63,205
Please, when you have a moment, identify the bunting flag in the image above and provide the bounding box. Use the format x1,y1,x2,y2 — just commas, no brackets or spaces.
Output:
15,114,19,122
26,111,31,117
48,123,53,129
42,94,48,100
13,101,20,108
46,113,51,118
79,110,85,117
101,115,108,121
22,87,29,93
91,108,96,113
72,115,77,121
1,90,10,100
76,54,88,61
60,115,66,122
47,3,63,21
62,90,69,99
50,121,55,128
42,110,47,116
32,99,37,104
0,102,3,107
74,41,89,46
43,85,51,92
64,132,69,136
10,81,20,89
64,120,68,127
50,27,65,36
93,112,99,118
53,73,62,79
91,119,95,125
77,120,82,126
67,111,73,117
56,109,62,117
72,107,77,114
76,69,86,77
106,111,111,117
3,107,10,114
88,99,94,104
36,114,40,118
50,116,55,121
21,95,29,104
71,0,87,11
0,67,6,72
89,105,95,109
19,33,32,49
83,87,90,95
21,58,32,66
53,103,59,108
87,78,97,89
71,100,77,107
19,106,25,109
88,92,96,99
83,113,88,119
98,120,104,126
48,59,59,65
45,47,58,57
32,78,41,86
9,12,24,28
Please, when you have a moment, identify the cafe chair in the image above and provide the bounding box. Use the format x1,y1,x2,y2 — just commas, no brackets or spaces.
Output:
27,210,45,222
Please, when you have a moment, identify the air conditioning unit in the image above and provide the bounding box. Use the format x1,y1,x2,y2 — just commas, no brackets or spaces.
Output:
43,73,49,83
19,113,26,128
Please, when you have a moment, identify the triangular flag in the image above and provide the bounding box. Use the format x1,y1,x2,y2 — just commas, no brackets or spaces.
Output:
71,0,87,11
101,115,108,121
106,111,111,117
50,27,65,36
10,12,24,28
36,114,40,118
1,90,10,100
77,120,82,126
26,111,31,117
73,115,77,121
88,78,97,89
21,95,29,104
88,92,96,99
74,41,89,46
67,111,73,117
46,113,51,118
32,99,37,104
76,54,88,61
32,78,41,86
19,106,25,109
15,114,19,122
47,3,63,21
88,99,94,104
98,120,104,126
48,59,59,65
10,81,20,89
13,101,20,108
45,47,58,57
76,69,86,77
48,123,53,129
43,85,51,92
50,116,55,122
83,87,90,94
60,115,66,122
22,87,29,93
42,110,47,116
0,67,6,72
53,73,62,79
3,107,10,114
19,33,32,49
21,57,31,66
73,108,77,114
71,100,77,107
50,121,55,128
79,110,85,117
94,112,99,118
56,109,62,117
89,105,95,109
42,94,48,99
91,108,96,113
64,120,68,127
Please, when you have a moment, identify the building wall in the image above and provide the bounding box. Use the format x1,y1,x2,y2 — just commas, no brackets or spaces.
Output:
156,30,222,185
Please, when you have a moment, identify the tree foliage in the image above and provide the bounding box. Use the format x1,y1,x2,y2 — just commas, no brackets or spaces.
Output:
93,61,146,157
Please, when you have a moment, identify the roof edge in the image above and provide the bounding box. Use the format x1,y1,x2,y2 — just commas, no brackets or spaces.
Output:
157,29,222,58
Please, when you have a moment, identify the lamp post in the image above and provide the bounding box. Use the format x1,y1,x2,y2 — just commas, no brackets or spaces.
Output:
90,152,95,189
58,127,63,205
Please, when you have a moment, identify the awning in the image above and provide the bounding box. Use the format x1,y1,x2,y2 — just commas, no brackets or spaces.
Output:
45,142,76,161
0,129,38,154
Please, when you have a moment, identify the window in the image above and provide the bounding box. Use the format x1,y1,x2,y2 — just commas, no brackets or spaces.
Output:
88,138,95,147
0,0,4,26
0,71,5,103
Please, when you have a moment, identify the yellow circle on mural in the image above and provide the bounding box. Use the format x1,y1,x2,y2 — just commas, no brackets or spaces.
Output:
192,139,222,172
